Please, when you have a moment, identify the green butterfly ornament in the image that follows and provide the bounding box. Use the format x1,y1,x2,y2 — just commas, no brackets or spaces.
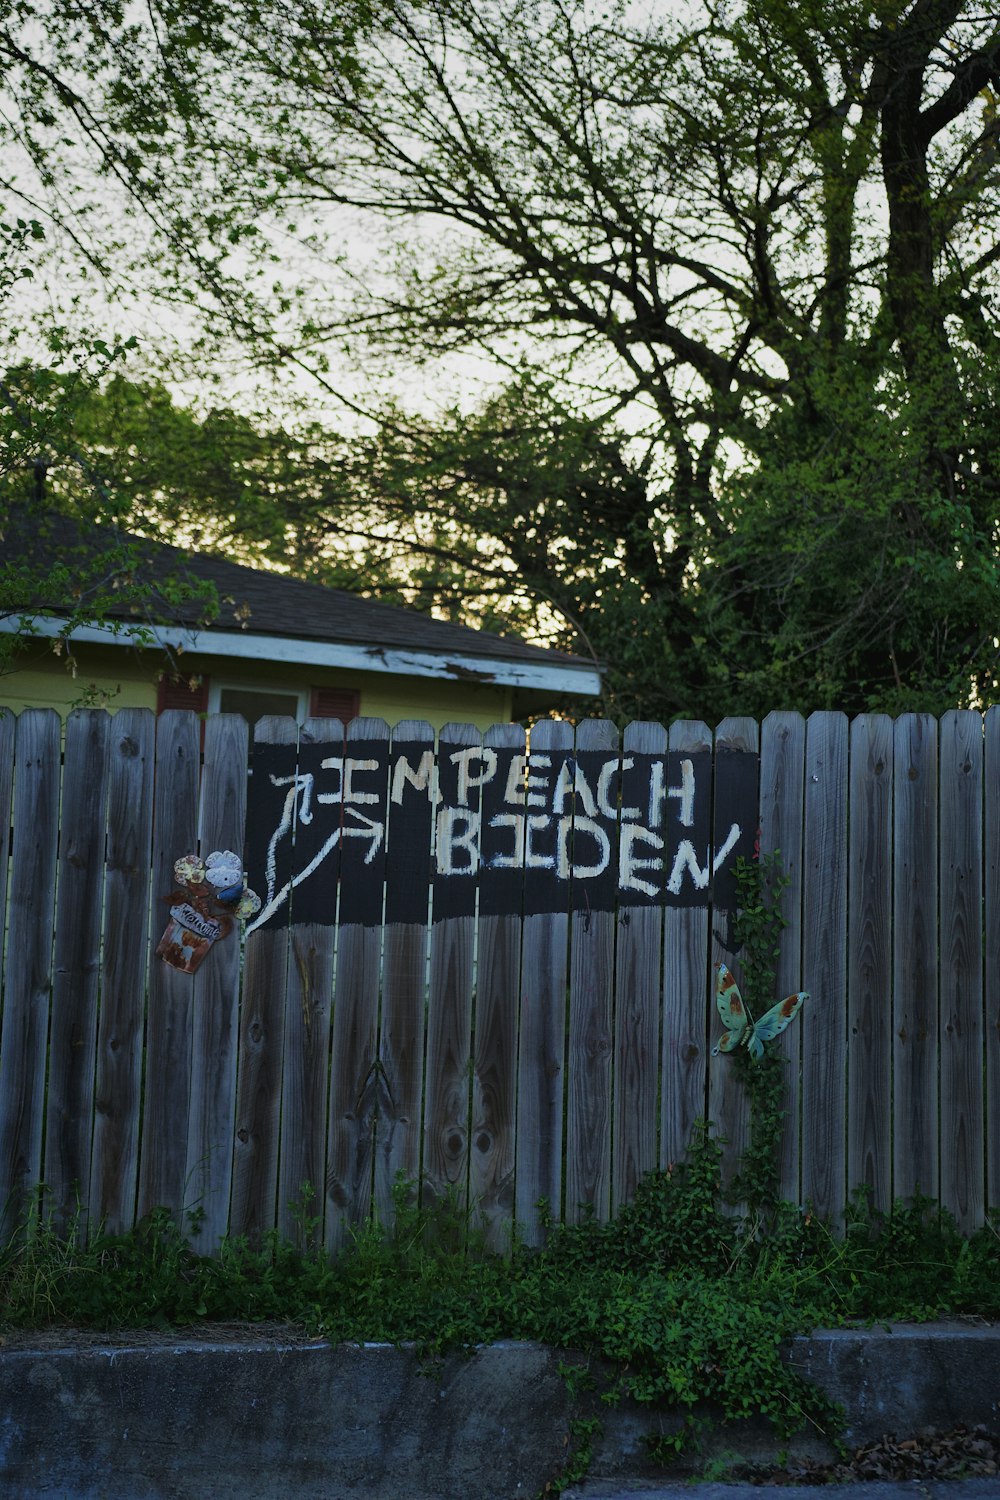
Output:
711,964,808,1061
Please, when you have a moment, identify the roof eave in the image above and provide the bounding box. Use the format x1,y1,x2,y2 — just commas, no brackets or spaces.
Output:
3,615,603,699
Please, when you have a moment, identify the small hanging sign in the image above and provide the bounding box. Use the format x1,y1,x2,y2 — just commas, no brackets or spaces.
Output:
156,850,261,974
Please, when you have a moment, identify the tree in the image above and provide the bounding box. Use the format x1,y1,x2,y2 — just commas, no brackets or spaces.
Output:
4,1,1000,719
0,230,217,683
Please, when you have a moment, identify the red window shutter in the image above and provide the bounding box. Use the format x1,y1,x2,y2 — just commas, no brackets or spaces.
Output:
309,686,360,723
157,674,210,715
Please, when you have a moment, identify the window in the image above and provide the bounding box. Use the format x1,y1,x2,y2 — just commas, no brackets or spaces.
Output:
216,686,304,730
160,678,361,730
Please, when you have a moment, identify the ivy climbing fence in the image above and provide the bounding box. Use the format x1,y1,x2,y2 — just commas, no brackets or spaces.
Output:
0,705,997,1256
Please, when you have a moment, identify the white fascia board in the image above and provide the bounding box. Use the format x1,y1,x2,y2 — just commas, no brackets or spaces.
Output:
3,614,602,698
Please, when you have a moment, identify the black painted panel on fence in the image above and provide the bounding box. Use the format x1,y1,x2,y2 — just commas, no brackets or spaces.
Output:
289,735,346,926
711,748,759,910
568,747,620,915
337,732,390,927
432,734,482,922
663,749,713,909
244,731,759,922
480,745,527,918
384,734,436,926
244,739,300,932
523,741,577,918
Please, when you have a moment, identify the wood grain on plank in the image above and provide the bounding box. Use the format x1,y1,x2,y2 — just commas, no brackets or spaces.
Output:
325,718,390,1253
516,718,574,1244
661,721,713,1172
45,709,111,1235
985,707,1000,1214
137,709,201,1223
758,710,806,1204
230,716,297,1243
847,715,893,1212
277,717,341,1247
893,713,939,1204
801,712,849,1222
565,719,617,1224
613,721,666,1211
90,709,155,1233
472,722,526,1250
707,716,760,1201
939,709,984,1231
422,723,481,1222
0,709,61,1238
186,713,250,1252
376,721,435,1230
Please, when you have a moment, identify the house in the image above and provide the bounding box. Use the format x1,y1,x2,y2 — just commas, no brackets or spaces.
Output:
0,508,602,730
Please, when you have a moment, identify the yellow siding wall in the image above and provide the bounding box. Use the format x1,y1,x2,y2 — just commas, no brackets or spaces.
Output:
0,640,514,732
0,642,157,715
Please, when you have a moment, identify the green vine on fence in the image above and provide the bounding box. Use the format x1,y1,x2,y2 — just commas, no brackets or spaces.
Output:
725,851,795,1215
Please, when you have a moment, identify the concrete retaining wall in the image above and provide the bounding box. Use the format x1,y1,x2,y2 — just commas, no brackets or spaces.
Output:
0,1323,997,1498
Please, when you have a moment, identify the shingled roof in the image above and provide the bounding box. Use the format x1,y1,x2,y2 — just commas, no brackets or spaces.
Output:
2,506,602,699
148,533,585,667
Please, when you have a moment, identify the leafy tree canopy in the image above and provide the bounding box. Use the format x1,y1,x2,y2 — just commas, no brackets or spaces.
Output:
3,1,1000,719
0,221,216,683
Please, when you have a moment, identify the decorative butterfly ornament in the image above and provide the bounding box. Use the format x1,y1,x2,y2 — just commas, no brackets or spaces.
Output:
711,964,807,1061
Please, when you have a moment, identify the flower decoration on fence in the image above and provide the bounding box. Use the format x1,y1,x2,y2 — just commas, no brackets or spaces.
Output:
710,963,808,1062
156,849,262,974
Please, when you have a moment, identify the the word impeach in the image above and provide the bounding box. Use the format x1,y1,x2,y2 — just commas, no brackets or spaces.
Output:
243,735,758,932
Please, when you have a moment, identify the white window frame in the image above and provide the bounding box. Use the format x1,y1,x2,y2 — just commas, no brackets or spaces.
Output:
208,679,308,723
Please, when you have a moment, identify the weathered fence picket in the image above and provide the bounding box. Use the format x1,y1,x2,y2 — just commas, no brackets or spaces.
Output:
893,712,939,1205
0,702,998,1250
137,708,200,1223
613,720,665,1211
847,714,893,1213
230,715,295,1241
985,706,1000,1214
472,722,525,1248
708,715,760,1198
660,719,712,1173
939,710,985,1232
0,709,61,1238
278,715,339,1248
325,717,390,1252
801,711,849,1222
758,709,805,1204
565,718,617,1223
375,719,435,1231
45,709,110,1235
90,709,154,1234
423,722,480,1225
186,712,249,1252
516,718,573,1242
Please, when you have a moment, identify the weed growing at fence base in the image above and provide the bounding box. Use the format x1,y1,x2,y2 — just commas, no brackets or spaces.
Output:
2,1163,1000,1459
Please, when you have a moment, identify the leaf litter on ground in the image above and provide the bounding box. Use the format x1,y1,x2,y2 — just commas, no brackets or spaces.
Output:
731,1424,1000,1485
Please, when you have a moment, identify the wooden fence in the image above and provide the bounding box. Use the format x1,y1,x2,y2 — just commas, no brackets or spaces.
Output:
0,706,997,1254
